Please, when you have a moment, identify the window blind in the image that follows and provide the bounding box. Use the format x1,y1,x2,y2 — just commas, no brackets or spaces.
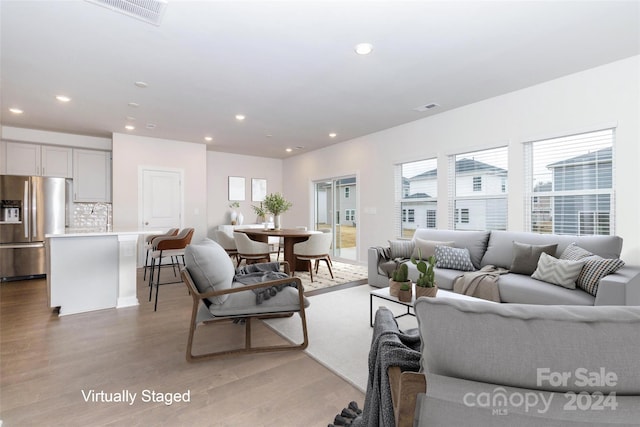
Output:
396,158,438,237
523,128,615,235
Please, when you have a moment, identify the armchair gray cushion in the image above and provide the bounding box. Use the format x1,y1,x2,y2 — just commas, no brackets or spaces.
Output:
184,238,234,305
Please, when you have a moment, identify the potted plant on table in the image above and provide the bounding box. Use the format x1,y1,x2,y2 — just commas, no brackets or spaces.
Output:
262,192,292,230
228,201,240,225
397,281,413,302
389,262,410,297
252,203,267,223
411,249,438,298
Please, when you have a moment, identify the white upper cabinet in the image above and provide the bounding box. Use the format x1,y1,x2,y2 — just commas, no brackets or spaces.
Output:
4,141,41,176
41,145,73,178
2,141,73,178
73,149,112,202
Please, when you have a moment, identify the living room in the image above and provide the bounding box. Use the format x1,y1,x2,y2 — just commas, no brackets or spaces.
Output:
2,1,640,426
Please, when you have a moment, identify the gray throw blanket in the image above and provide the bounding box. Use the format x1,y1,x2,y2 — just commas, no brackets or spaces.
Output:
351,307,421,427
234,262,296,304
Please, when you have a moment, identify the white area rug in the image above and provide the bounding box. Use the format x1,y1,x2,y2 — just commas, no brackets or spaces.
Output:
263,285,418,392
296,260,368,292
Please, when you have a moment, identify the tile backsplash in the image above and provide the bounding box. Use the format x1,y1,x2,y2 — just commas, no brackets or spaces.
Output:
68,202,112,232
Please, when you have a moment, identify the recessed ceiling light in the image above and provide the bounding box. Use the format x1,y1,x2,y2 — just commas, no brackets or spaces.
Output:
9,107,23,114
128,102,140,108
235,114,246,121
134,81,148,88
56,95,71,102
285,148,293,153
354,43,373,55
204,136,213,142
125,125,135,130
329,133,337,138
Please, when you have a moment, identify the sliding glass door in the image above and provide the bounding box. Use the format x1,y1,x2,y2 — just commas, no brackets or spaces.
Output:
314,176,357,261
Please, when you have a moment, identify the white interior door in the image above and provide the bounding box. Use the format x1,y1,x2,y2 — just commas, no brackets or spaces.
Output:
139,168,183,265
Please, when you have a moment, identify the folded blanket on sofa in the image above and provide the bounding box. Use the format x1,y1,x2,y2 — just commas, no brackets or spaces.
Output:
452,265,509,302
234,262,296,304
351,307,421,427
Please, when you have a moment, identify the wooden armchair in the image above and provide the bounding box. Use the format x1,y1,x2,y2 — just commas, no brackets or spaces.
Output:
181,239,309,361
388,367,426,427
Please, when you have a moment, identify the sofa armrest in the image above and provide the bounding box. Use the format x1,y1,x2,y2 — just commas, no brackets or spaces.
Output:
368,246,392,288
595,265,640,306
388,367,426,427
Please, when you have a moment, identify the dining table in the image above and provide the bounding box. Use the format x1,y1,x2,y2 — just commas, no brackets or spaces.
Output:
234,228,316,271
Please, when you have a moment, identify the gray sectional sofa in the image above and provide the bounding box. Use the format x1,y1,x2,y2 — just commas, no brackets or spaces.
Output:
368,229,640,305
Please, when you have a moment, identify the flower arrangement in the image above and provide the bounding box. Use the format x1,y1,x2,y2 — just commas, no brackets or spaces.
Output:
262,193,292,216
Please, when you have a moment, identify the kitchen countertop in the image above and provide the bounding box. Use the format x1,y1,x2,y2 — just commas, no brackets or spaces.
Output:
46,229,160,238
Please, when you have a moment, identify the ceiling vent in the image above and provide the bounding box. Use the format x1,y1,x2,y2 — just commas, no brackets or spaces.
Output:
413,103,440,112
86,0,168,26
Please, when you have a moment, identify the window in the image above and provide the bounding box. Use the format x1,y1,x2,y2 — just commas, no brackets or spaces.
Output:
345,209,355,221
344,187,350,198
396,158,438,237
473,176,482,192
449,146,508,231
426,210,436,228
524,129,615,235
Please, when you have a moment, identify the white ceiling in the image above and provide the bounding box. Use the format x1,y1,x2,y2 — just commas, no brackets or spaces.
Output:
1,1,638,158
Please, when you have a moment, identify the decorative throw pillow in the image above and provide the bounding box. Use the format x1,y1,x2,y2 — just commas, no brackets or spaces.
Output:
560,243,593,261
576,255,625,296
531,252,585,289
184,239,235,305
435,245,475,271
411,238,454,260
388,240,415,259
510,242,558,275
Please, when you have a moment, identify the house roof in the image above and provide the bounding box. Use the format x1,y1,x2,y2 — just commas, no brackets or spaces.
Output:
547,147,612,168
410,157,507,180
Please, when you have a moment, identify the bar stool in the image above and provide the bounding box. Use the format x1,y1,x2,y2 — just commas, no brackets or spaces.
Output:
143,228,179,280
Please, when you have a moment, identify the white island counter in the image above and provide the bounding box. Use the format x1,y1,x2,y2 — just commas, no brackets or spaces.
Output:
46,230,155,316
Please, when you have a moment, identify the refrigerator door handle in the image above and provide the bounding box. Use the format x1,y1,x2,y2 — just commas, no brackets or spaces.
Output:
24,180,29,239
32,178,38,237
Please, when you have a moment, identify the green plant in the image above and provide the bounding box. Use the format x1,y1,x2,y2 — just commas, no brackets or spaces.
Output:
251,203,267,217
399,282,411,291
411,248,436,288
262,192,292,216
391,263,409,282
228,201,240,209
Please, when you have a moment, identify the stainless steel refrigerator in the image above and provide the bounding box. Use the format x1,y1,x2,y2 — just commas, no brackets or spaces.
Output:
1,175,66,281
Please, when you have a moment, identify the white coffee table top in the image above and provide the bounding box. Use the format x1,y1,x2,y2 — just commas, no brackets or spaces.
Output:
370,285,484,306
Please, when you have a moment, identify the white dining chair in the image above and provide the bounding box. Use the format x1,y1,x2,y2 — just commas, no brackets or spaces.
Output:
233,232,271,267
293,232,333,282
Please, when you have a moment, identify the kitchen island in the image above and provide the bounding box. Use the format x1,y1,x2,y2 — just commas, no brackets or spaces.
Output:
46,230,154,316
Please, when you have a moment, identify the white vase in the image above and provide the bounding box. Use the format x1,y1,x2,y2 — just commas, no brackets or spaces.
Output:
274,214,281,230
230,210,238,225
237,212,244,225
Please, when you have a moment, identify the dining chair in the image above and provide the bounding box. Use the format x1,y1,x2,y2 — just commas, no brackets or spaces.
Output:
143,228,179,280
233,232,271,267
214,230,238,263
148,227,195,311
293,232,334,282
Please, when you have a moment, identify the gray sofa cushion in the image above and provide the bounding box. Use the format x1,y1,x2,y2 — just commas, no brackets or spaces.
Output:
411,238,454,260
509,241,558,275
209,284,308,317
415,297,640,393
480,230,623,269
415,374,640,426
498,273,595,305
413,229,490,269
388,239,415,259
530,253,585,289
184,238,234,305
435,246,475,271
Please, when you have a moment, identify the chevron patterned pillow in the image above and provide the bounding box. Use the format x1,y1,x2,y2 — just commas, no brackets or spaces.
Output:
531,252,585,289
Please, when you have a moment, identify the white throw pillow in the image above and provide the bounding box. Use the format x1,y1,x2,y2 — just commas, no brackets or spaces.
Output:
531,252,584,289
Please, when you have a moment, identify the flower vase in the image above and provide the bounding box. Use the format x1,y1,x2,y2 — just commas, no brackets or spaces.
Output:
274,215,281,230
230,210,238,225
237,212,244,225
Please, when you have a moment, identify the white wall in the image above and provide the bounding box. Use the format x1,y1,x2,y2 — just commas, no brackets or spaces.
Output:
206,151,283,237
111,133,208,244
282,56,640,265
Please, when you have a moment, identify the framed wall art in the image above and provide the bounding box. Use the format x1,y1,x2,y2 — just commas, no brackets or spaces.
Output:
252,178,267,202
228,176,246,201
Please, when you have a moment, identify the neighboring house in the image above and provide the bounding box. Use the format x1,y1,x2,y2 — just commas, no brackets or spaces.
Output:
401,158,507,232
546,147,612,235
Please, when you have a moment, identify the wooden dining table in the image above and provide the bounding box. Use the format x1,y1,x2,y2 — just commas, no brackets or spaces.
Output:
234,228,316,271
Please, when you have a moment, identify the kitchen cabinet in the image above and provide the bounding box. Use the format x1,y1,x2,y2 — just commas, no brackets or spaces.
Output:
1,141,72,178
73,149,111,202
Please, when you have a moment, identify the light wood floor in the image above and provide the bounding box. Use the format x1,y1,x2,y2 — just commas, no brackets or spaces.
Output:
0,268,364,426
